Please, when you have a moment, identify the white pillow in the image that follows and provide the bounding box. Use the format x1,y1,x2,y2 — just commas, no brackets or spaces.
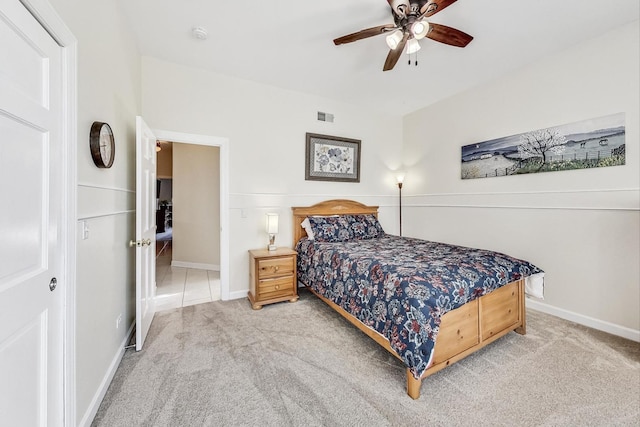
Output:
301,217,314,240
525,272,545,299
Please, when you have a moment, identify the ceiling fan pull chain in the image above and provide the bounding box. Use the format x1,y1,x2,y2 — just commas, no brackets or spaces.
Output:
408,52,418,67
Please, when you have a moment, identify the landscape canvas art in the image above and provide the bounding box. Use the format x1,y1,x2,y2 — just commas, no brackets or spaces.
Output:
461,113,626,180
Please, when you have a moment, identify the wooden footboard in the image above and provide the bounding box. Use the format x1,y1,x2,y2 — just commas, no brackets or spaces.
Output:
308,279,525,399
407,279,526,399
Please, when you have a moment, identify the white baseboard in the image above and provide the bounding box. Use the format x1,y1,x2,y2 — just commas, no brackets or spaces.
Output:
226,285,305,302
171,260,220,271
226,289,250,301
526,298,640,342
79,322,135,427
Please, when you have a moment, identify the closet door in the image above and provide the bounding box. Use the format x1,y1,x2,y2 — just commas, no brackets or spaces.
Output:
0,0,64,424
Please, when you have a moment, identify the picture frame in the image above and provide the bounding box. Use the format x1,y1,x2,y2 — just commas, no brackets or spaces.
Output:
461,112,625,180
305,133,361,182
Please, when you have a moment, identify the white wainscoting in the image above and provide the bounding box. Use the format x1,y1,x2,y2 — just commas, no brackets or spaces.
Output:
402,188,639,341
79,322,135,427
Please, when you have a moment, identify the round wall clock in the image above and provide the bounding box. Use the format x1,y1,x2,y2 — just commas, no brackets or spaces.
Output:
89,121,115,168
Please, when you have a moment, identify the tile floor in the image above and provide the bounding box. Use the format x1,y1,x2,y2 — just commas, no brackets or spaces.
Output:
155,241,221,312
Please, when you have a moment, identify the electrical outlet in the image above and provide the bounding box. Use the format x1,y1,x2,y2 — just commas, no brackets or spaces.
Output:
82,221,89,240
116,314,123,329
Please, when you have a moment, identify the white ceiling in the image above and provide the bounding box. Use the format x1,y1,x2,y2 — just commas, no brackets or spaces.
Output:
119,0,639,116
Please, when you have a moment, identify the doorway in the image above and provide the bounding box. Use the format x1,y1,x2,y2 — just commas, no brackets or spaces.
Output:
151,129,230,306
155,141,221,310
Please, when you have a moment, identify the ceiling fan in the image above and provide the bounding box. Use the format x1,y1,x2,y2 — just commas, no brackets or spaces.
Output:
333,0,473,71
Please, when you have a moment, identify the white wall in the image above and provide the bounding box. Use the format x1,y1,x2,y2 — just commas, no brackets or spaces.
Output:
156,143,173,178
48,0,141,424
403,21,639,335
172,144,220,267
141,56,404,298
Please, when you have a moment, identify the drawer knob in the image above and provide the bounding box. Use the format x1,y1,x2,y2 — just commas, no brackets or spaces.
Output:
274,266,279,272
275,285,280,290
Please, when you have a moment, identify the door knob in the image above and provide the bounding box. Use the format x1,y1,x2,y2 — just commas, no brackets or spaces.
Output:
129,239,152,247
49,277,57,291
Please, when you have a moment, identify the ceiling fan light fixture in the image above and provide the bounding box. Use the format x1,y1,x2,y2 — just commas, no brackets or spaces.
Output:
406,38,421,55
388,0,410,17
386,30,404,50
411,20,430,40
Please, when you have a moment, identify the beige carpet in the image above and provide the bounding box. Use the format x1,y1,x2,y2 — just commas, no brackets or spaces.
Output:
92,289,640,426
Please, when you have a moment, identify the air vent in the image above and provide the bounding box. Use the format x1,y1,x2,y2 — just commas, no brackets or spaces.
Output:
317,111,334,123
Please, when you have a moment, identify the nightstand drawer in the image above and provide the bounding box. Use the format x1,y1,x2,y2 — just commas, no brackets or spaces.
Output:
257,257,294,279
258,276,295,299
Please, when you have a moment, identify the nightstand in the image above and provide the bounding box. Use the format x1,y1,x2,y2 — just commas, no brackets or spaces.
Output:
248,247,298,310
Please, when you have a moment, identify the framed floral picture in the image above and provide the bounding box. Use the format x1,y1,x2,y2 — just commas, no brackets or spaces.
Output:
305,133,361,182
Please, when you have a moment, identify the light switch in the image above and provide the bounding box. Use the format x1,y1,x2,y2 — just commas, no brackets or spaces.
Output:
82,221,89,240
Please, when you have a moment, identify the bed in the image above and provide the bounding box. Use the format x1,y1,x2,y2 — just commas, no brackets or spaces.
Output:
291,199,544,399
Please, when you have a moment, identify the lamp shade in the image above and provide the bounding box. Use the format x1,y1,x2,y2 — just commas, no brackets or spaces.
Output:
266,213,279,234
406,38,421,54
411,20,430,40
386,30,404,50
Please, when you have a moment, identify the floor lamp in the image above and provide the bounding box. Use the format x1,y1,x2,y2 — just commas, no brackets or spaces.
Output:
397,174,404,237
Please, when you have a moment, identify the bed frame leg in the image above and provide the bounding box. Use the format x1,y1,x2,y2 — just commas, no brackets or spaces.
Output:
406,369,421,400
515,279,526,335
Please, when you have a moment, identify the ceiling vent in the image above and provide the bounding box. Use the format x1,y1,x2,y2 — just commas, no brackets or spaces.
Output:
317,111,334,123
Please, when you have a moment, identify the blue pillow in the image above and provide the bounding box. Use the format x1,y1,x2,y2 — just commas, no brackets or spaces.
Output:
307,214,385,242
348,214,385,240
307,216,354,242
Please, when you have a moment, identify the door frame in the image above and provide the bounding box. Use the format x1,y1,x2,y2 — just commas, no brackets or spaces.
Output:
18,0,78,425
152,129,230,300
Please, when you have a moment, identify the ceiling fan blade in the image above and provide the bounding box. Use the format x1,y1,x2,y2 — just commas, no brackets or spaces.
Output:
383,33,409,71
426,22,473,47
420,0,458,18
334,24,396,45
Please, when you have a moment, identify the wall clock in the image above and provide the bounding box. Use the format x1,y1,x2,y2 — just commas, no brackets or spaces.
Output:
90,121,115,168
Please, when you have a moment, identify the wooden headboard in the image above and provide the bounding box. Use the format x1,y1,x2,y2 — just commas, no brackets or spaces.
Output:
291,199,379,246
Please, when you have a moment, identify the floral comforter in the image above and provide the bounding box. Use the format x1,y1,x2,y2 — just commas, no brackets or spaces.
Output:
296,235,543,379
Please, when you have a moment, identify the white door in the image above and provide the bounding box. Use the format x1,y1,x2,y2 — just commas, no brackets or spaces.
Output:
135,116,157,351
0,0,64,425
